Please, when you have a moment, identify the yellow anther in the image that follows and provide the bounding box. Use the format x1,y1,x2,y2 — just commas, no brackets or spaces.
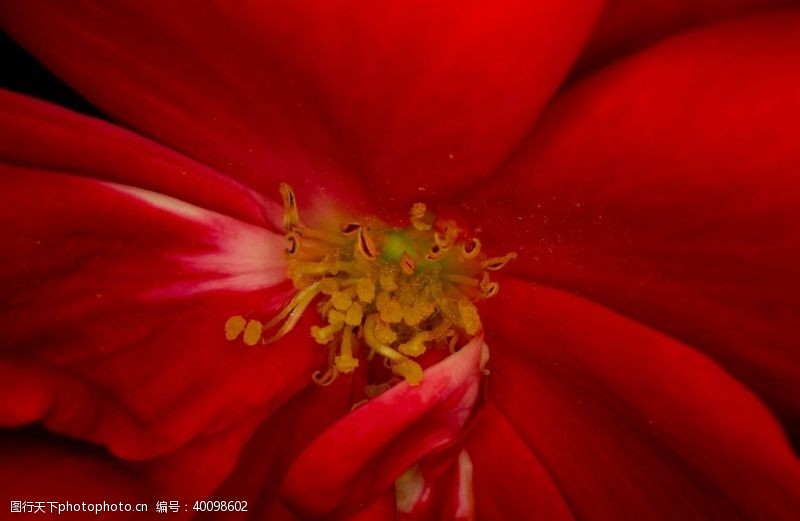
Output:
379,271,398,291
364,315,423,386
481,282,499,299
482,252,517,271
334,326,359,373
228,184,516,387
479,272,499,299
331,289,354,311
356,226,379,260
458,237,481,259
311,321,344,344
280,183,300,231
402,300,434,326
398,332,428,357
374,317,398,344
434,225,458,250
392,359,423,386
340,222,362,235
243,319,264,346
409,202,434,231
345,303,364,326
399,251,416,276
426,244,446,261
334,354,359,373
224,315,247,341
285,231,301,256
376,292,403,323
327,309,346,325
457,299,481,335
319,277,339,295
356,277,376,303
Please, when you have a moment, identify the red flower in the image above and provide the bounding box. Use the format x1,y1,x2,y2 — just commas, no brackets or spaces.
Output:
1,1,799,519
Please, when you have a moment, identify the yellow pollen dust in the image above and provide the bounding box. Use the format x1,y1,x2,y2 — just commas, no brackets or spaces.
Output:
224,184,515,387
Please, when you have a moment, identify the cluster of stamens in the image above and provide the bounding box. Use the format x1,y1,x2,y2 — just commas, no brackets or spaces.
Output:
225,184,515,387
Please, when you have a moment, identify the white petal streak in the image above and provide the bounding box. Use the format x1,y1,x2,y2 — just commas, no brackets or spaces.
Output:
109,183,287,297
455,449,475,520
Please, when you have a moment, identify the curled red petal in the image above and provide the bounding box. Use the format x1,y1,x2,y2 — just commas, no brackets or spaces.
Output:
282,336,486,519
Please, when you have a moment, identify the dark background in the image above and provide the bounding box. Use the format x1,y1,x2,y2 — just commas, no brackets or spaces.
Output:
1,31,101,118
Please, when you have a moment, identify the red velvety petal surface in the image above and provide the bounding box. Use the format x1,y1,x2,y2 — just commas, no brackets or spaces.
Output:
196,378,358,521
0,0,603,205
0,90,270,228
481,279,800,519
282,336,485,519
0,414,269,519
466,406,573,520
0,1,369,205
0,430,148,520
576,0,796,72
0,166,320,459
459,11,800,436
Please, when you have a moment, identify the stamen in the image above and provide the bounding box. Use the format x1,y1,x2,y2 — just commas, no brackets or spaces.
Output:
409,202,434,231
481,252,517,271
224,315,247,341
399,252,416,275
426,244,446,261
334,326,359,373
364,314,423,384
458,238,481,259
280,183,300,231
357,226,379,260
478,271,499,299
356,278,376,303
434,225,458,250
285,231,301,256
227,184,516,388
340,222,362,235
243,319,264,346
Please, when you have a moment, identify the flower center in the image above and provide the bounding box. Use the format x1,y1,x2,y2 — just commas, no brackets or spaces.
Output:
225,184,514,386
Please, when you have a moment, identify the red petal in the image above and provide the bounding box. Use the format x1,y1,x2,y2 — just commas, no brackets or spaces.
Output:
0,432,147,520
0,166,321,459
0,413,268,519
466,406,573,521
281,336,486,519
460,12,800,434
0,3,369,204
0,90,270,227
483,280,800,519
395,449,475,521
577,0,796,71
201,377,358,521
1,1,602,205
